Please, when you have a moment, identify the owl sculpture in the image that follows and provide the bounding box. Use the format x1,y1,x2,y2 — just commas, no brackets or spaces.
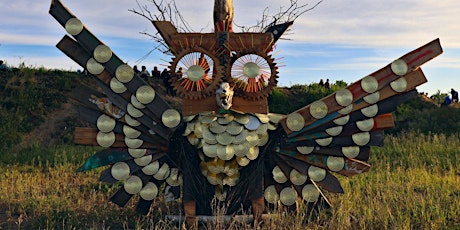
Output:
49,0,442,225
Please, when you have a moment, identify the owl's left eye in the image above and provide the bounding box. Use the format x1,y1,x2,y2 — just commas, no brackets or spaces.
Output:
230,52,278,99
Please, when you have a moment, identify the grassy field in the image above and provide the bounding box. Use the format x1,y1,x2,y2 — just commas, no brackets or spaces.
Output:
1,131,459,229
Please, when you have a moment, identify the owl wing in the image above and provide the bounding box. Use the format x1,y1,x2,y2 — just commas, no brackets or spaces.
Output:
264,39,442,207
50,1,184,214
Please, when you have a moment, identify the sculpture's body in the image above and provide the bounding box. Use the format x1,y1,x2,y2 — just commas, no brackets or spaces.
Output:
49,0,442,226
214,0,234,32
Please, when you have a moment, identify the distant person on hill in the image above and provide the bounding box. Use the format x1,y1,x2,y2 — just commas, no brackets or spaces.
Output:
0,60,11,71
451,88,458,103
324,79,330,89
442,95,451,107
140,65,150,82
319,79,324,87
161,68,174,96
152,66,161,79
133,65,140,77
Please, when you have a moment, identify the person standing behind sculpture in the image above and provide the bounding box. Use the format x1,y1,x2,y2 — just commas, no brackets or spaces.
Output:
324,79,330,90
152,66,161,78
133,65,140,77
319,79,324,87
451,88,458,103
162,68,174,96
140,65,150,82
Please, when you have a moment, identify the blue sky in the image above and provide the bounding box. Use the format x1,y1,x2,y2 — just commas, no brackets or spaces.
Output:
1,0,459,96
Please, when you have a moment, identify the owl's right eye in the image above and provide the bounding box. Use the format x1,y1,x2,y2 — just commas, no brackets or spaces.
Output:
170,49,224,100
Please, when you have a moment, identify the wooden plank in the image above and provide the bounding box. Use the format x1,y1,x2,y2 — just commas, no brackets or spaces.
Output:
74,127,167,149
280,39,442,135
279,152,371,177
278,146,370,161
288,114,394,142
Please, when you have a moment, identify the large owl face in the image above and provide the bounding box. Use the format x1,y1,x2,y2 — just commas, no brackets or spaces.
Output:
152,21,285,115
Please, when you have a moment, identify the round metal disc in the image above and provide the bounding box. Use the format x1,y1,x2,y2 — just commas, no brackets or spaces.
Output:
264,185,279,204
280,187,297,206
193,123,203,138
217,145,235,161
111,162,130,181
255,113,270,123
153,163,170,181
209,121,226,134
96,131,115,147
338,104,353,115
334,115,349,126
134,155,152,167
124,114,141,127
234,143,250,157
136,85,155,104
257,133,269,146
335,89,353,107
124,175,143,195
290,169,307,186
243,62,260,78
391,59,408,76
115,64,134,83
131,94,145,109
390,77,408,93
125,137,143,149
183,115,197,123
234,114,250,125
246,146,259,160
308,166,326,182
310,101,328,119
94,44,112,63
139,182,158,201
186,65,205,82
86,58,104,75
325,126,343,136
199,114,217,124
217,114,234,125
364,92,380,104
166,168,182,186
297,146,314,155
342,146,360,159
226,121,244,135
356,118,375,132
352,132,371,146
256,123,268,135
361,75,379,93
272,166,288,183
246,131,259,146
315,137,333,146
327,156,345,172
162,109,181,128
65,18,83,35
216,132,234,146
142,161,160,175
268,113,285,124
123,125,141,138
128,148,146,158
286,113,304,132
302,184,320,203
233,130,248,144
244,116,261,131
361,104,379,118
236,156,250,166
97,114,116,133
127,103,143,118
203,143,218,158
110,78,127,93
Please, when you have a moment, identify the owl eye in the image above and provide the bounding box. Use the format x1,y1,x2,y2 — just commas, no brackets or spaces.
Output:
170,49,224,99
230,52,278,100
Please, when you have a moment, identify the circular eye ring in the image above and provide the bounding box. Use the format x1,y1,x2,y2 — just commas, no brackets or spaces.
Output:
170,48,224,100
229,50,278,100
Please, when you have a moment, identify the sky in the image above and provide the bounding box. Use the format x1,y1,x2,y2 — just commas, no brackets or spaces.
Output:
1,0,459,96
